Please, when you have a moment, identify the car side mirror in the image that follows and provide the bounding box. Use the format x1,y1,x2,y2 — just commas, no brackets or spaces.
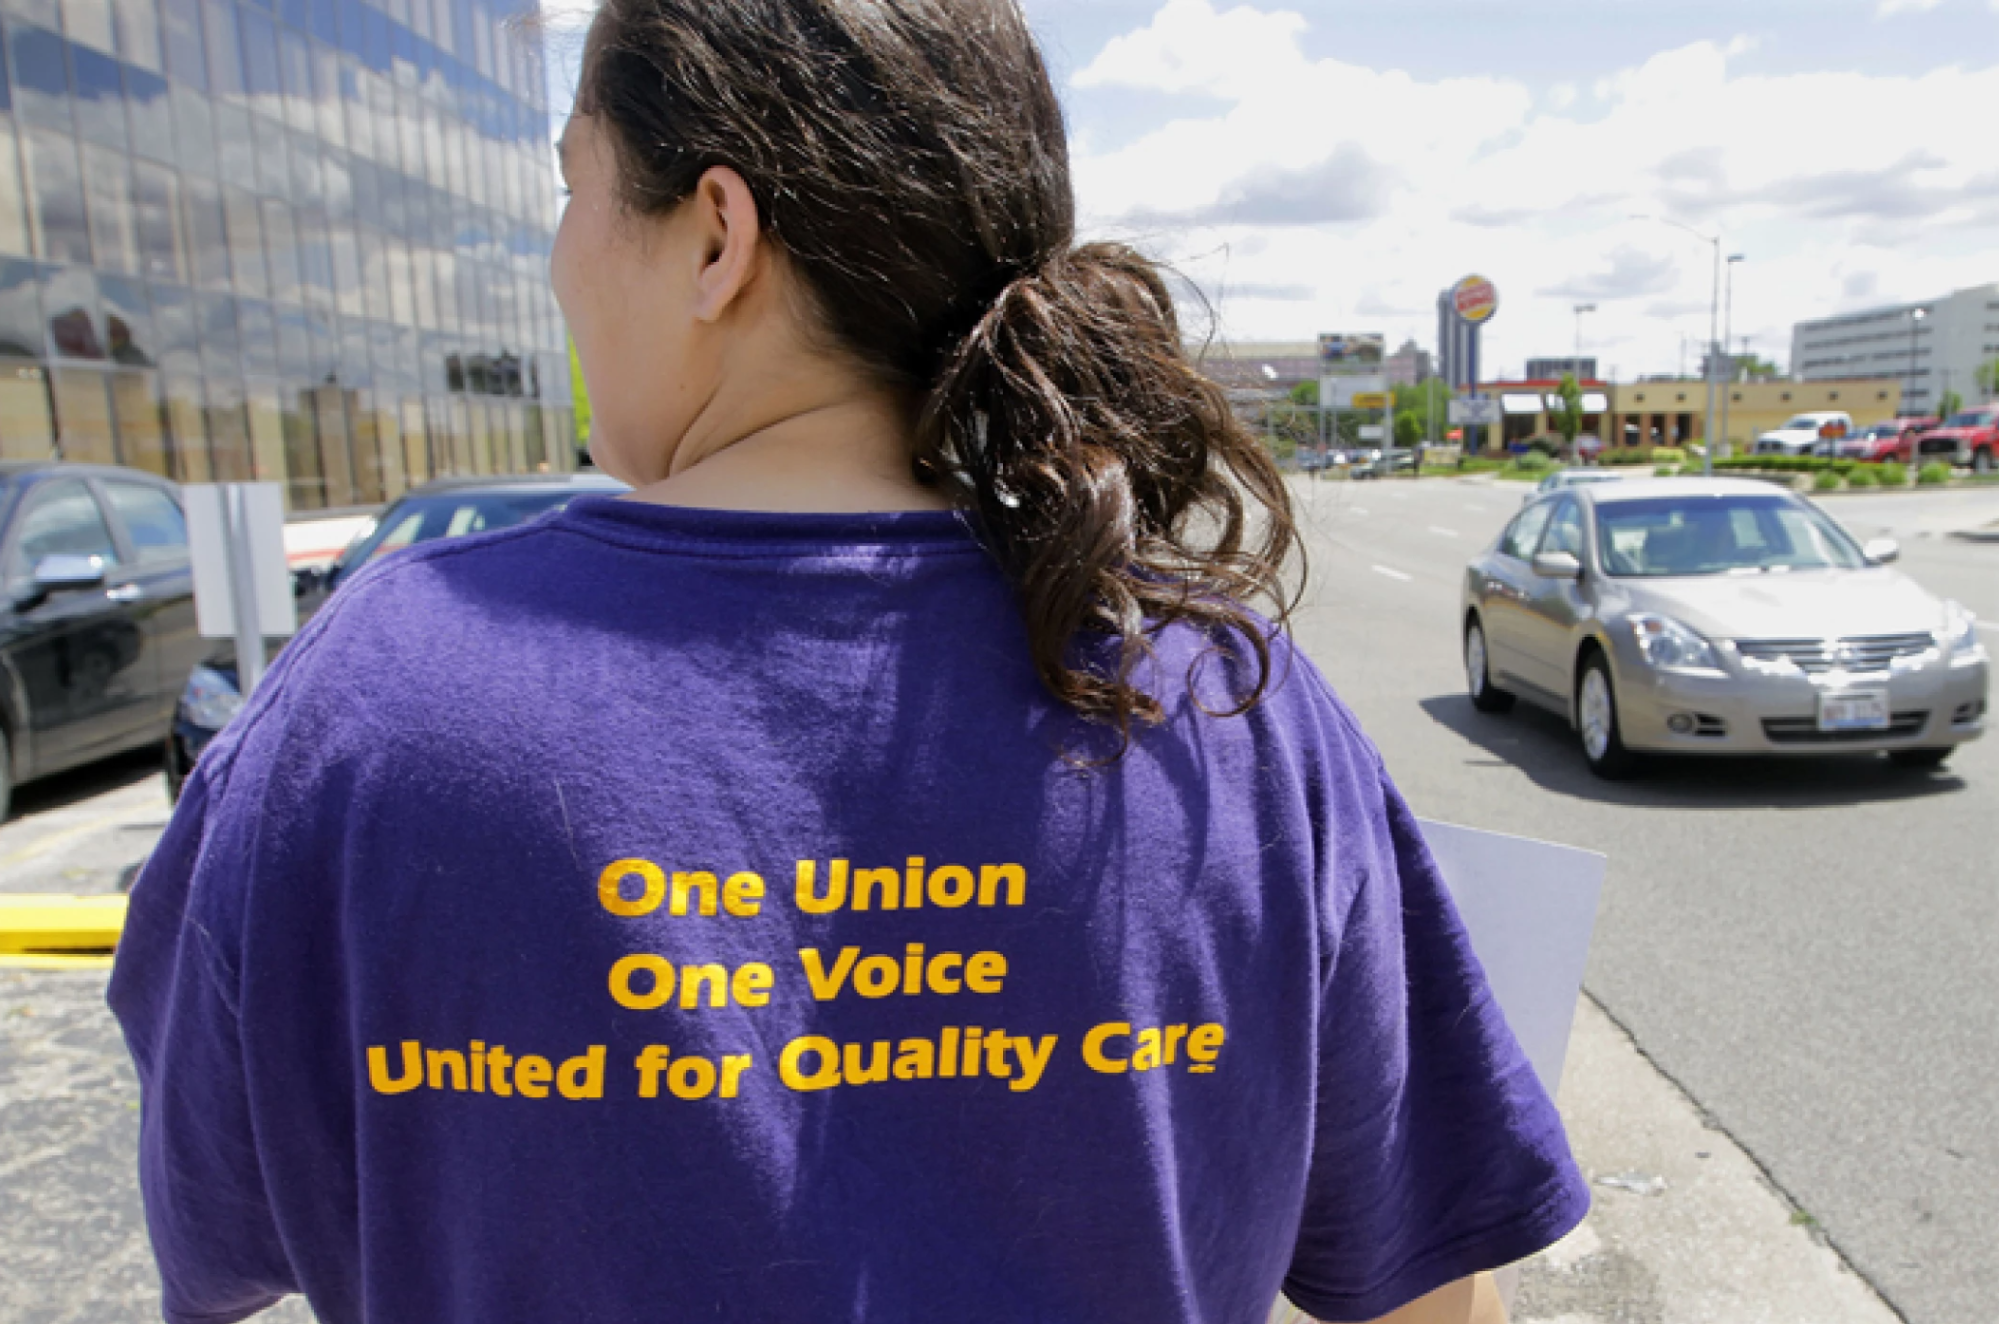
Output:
1862,537,1900,565
1531,550,1585,581
34,554,108,592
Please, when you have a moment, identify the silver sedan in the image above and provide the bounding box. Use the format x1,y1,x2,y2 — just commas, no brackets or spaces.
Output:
1460,478,1989,778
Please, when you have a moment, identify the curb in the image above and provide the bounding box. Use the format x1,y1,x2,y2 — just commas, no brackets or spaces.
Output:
0,894,127,968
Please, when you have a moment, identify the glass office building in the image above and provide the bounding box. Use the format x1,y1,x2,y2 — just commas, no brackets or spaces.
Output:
0,0,572,512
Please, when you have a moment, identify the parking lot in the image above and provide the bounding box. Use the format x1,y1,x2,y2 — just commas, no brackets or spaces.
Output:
2,475,1995,1322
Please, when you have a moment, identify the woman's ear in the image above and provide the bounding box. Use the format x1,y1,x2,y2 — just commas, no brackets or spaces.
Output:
689,166,766,324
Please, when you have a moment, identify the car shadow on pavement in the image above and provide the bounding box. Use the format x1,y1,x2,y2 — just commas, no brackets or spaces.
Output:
6,747,164,822
1420,694,1971,809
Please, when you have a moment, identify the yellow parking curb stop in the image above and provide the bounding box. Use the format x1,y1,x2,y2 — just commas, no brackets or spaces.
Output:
0,894,128,969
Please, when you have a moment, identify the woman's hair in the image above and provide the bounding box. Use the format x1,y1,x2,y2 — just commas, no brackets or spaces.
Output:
579,0,1302,746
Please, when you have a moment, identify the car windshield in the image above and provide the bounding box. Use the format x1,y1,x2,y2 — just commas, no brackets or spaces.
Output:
336,488,589,571
1779,415,1821,430
1595,495,1866,577
1942,411,1991,428
1861,424,1896,438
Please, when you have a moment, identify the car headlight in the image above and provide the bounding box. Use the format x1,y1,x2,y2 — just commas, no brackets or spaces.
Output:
1630,614,1723,673
181,665,244,731
1940,601,1983,658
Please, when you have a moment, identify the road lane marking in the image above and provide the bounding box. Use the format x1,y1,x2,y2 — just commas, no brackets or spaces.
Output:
1465,503,1488,512
1372,564,1413,582
1429,526,1460,538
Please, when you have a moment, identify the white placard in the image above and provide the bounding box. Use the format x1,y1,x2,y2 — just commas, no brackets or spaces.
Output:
1322,376,1388,407
1448,395,1503,426
1416,819,1606,1096
1357,424,1386,441
184,483,299,641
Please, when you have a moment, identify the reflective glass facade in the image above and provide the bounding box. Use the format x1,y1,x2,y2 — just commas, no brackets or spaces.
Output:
0,0,571,511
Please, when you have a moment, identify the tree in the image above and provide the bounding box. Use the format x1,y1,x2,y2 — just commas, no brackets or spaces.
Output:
1551,373,1585,447
1938,389,1964,419
569,337,592,447
1288,379,1320,408
1975,357,1999,401
1393,409,1423,449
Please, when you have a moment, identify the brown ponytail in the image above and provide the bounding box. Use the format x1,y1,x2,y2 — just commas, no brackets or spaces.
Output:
581,0,1301,746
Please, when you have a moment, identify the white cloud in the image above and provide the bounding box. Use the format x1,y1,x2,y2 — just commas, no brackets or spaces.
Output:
1067,0,1999,378
1876,0,1944,14
538,0,598,33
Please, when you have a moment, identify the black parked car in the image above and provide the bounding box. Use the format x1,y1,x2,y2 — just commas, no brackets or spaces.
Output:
0,462,205,820
166,472,627,797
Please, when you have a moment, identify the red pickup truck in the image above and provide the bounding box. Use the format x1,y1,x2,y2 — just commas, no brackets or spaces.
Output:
1915,406,1999,472
1836,417,1935,464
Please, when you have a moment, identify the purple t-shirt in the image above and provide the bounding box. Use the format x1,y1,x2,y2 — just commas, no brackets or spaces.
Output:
110,497,1586,1324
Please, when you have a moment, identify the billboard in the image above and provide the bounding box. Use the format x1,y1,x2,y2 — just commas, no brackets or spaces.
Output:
1318,333,1385,365
1451,275,1499,325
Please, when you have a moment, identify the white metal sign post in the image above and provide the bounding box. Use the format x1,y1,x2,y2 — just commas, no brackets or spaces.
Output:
183,483,297,699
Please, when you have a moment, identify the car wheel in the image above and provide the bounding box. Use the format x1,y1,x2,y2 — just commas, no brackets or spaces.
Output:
1888,747,1952,770
1576,654,1639,779
1465,619,1515,713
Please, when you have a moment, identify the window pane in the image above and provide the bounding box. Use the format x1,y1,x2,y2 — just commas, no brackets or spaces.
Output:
273,300,306,375
103,478,188,557
250,109,287,196
9,24,70,131
162,370,207,478
211,98,254,180
45,264,105,358
108,368,168,472
205,369,250,476
10,475,118,573
0,362,55,457
177,172,230,290
235,293,274,373
23,130,90,263
281,381,318,506
200,0,240,98
240,6,281,118
245,375,283,482
146,277,197,373
329,218,359,316
160,0,206,90
221,187,265,296
276,0,304,36
260,195,298,302
295,205,330,310
312,380,353,503
124,63,177,161
71,43,128,149
171,82,217,175
62,0,115,55
321,145,349,219
135,161,191,284
3,0,64,33
81,143,139,274
50,366,115,462
313,40,341,146
0,120,29,257
278,26,312,131
0,254,44,356
113,0,162,71
197,288,236,374
98,270,154,365
286,125,319,204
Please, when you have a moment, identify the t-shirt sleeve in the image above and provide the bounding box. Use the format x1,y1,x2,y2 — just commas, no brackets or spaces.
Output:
106,754,297,1324
1281,733,1589,1321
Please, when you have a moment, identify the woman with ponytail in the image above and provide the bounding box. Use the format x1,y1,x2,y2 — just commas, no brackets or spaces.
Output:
112,3,1586,1322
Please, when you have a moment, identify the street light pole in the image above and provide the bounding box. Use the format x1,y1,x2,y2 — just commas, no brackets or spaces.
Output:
1633,214,1723,476
1573,303,1596,377
1719,254,1743,460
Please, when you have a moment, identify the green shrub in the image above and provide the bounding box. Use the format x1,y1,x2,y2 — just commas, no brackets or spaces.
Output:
1918,463,1951,485
1513,451,1553,472
1812,470,1842,491
1459,456,1505,473
1652,465,1677,476
1679,464,1703,477
1846,466,1879,488
1878,462,1906,486
1602,448,1654,467
1652,446,1686,464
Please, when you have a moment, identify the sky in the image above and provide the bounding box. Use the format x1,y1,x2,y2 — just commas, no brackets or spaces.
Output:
536,0,1999,382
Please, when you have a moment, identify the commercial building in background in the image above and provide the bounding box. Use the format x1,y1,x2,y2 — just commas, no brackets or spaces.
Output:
0,0,572,512
1384,338,1431,386
1792,284,1999,418
1524,356,1596,381
1467,378,1904,454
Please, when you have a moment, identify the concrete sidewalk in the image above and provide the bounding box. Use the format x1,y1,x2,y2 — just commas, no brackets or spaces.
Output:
1517,997,1899,1324
1,967,1899,1323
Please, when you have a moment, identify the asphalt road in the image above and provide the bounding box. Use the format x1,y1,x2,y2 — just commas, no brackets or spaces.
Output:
1285,474,1999,1324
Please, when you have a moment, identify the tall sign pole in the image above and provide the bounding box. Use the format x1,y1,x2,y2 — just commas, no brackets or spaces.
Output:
1451,275,1500,454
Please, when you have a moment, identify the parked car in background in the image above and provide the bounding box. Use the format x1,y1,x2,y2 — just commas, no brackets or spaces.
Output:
1461,478,1988,778
1835,418,1933,464
166,473,628,797
1913,406,1999,473
0,462,202,820
1571,433,1604,465
1753,411,1852,457
1527,469,1625,501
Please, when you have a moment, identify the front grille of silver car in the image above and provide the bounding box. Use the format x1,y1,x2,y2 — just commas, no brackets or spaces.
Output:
1763,712,1929,744
1733,634,1935,674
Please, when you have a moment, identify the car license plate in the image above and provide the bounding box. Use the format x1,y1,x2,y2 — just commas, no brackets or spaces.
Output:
1818,690,1889,732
